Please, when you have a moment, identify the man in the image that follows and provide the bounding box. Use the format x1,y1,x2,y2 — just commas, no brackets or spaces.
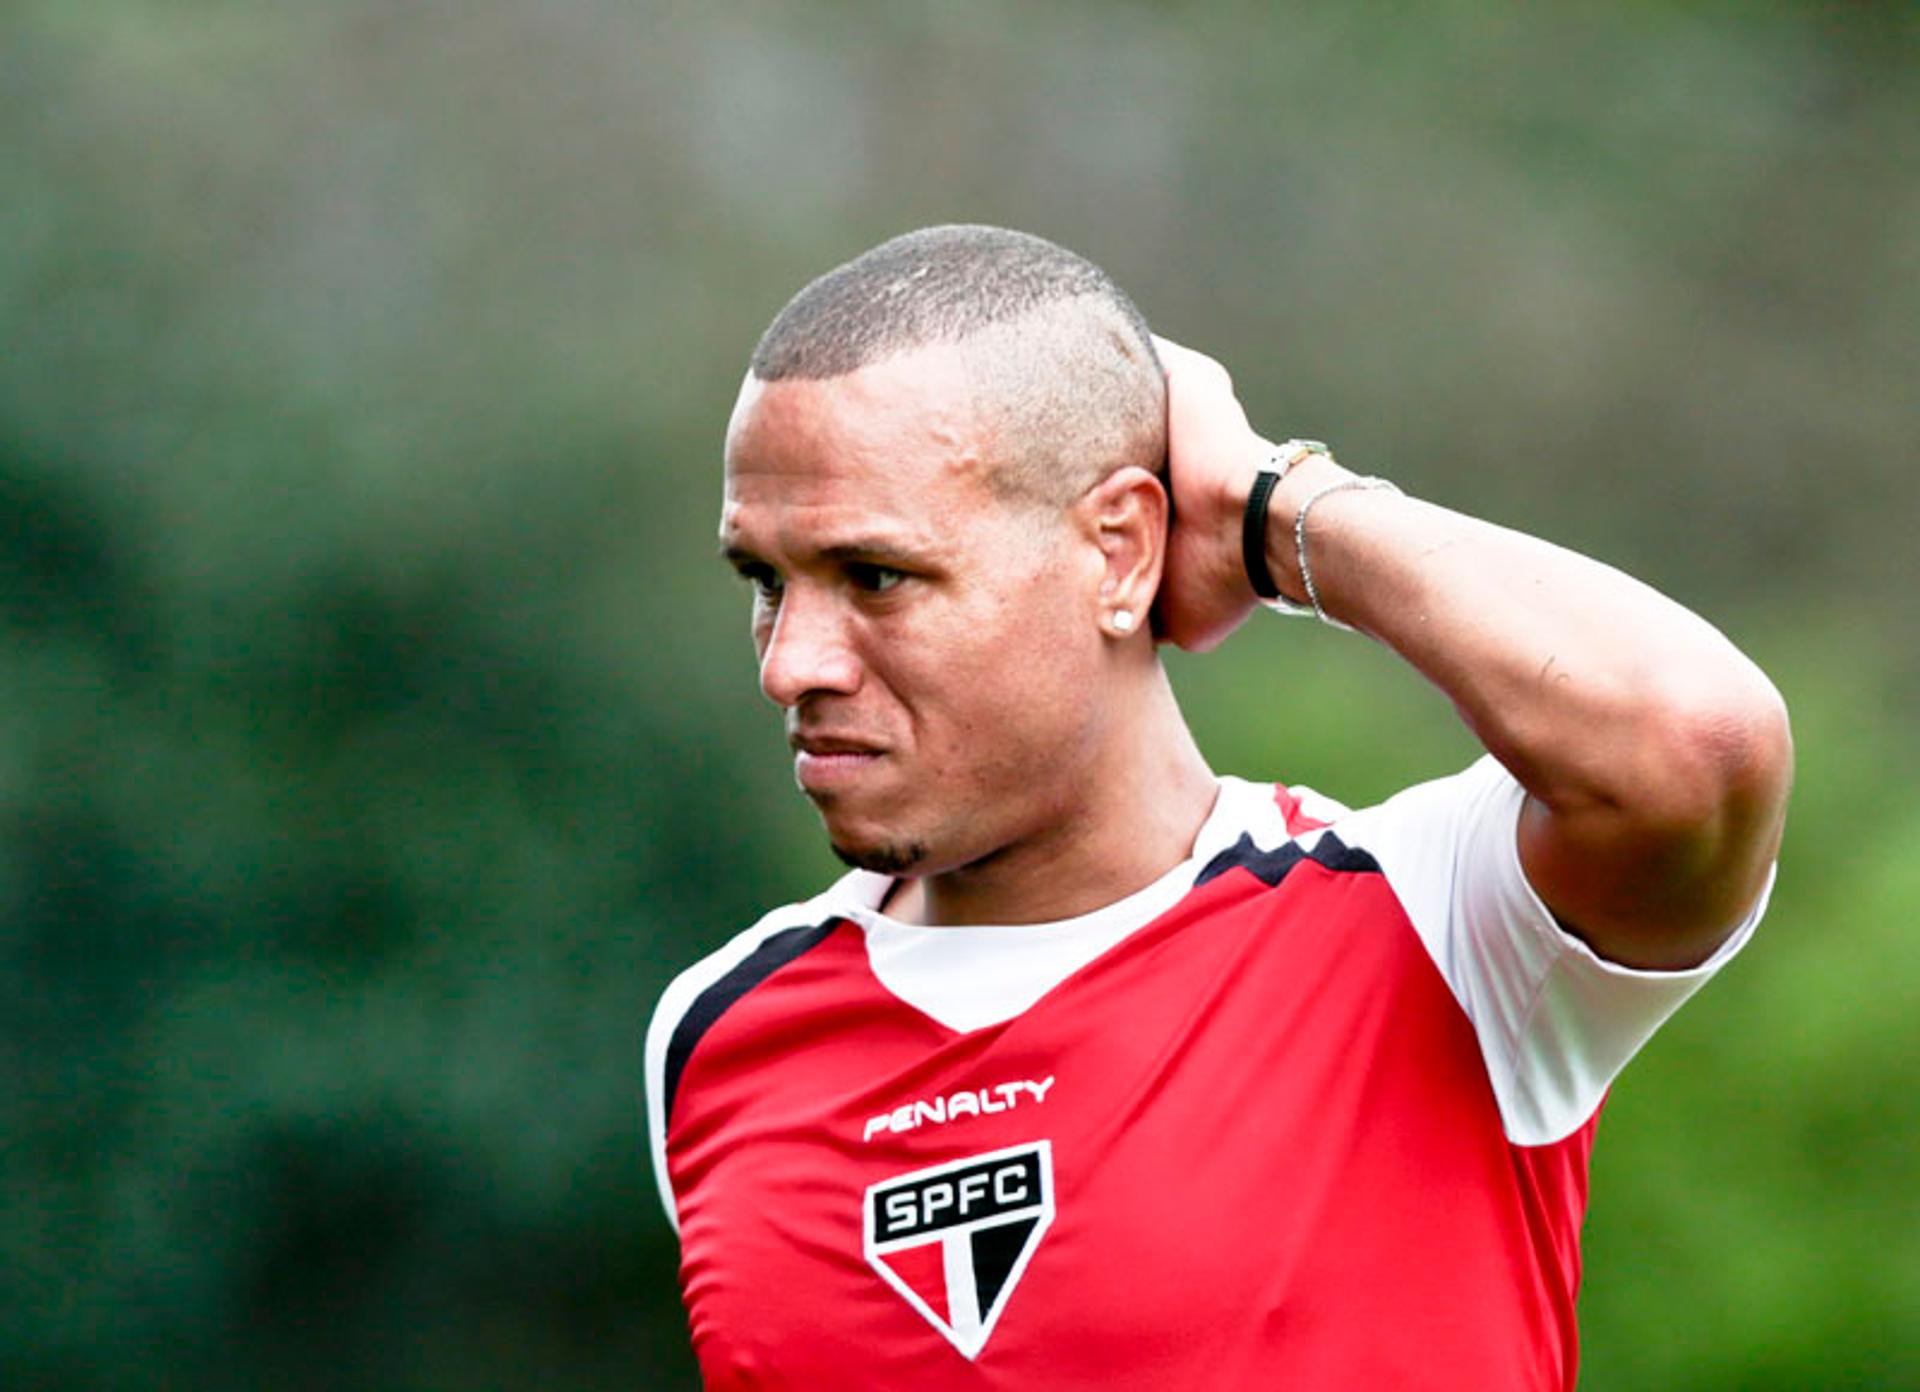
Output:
644,225,1791,1388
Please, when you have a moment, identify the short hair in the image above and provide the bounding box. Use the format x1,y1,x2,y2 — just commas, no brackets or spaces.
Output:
750,225,1166,506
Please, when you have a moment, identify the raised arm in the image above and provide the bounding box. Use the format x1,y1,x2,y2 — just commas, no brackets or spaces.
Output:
1152,338,1792,970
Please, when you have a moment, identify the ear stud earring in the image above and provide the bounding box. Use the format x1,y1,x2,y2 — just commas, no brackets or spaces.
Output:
1112,609,1136,634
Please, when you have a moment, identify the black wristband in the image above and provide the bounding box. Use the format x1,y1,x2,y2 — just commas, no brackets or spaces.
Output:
1242,469,1285,600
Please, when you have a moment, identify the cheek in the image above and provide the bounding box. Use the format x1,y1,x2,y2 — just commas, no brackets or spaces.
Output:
919,595,1099,741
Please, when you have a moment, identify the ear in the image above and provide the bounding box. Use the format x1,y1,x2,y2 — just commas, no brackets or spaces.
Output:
1076,466,1168,638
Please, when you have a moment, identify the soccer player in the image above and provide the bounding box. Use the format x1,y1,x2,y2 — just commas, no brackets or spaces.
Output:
645,225,1791,1388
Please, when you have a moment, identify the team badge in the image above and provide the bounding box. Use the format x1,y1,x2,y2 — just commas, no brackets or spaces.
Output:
863,1140,1054,1359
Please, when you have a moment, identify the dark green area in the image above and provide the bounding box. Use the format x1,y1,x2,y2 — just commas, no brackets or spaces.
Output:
2,3,1914,1387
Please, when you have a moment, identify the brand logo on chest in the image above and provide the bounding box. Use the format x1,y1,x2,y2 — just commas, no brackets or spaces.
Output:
862,1076,1055,1142
863,1141,1054,1360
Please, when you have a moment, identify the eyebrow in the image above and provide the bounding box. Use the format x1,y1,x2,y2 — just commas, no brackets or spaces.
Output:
719,539,926,568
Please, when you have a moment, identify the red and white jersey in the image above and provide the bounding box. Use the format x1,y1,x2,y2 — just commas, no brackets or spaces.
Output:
645,758,1768,1390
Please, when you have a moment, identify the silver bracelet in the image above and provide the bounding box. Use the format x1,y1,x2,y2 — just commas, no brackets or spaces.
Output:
1282,476,1404,632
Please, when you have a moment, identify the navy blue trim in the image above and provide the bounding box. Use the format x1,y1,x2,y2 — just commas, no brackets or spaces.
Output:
662,920,839,1125
1195,830,1381,888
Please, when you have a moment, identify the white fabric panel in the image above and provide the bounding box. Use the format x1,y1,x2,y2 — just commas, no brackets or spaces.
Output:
1330,756,1769,1146
1287,782,1351,828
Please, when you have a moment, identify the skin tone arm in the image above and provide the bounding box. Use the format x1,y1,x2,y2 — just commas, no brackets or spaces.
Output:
1151,338,1793,971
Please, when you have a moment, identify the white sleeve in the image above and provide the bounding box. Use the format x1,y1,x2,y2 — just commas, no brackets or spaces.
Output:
1331,755,1772,1146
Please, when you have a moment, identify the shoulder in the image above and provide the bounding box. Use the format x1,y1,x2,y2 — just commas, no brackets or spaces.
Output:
1313,756,1768,1145
646,876,872,1117
648,888,846,1044
643,874,876,1229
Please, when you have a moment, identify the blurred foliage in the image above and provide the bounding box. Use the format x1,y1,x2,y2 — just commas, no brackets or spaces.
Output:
2,2,1915,1388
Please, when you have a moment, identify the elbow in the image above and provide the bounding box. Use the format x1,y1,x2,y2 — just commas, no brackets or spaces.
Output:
1525,665,1791,967
1640,665,1793,848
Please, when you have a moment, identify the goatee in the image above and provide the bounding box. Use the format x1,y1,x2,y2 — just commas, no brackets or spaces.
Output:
831,838,930,876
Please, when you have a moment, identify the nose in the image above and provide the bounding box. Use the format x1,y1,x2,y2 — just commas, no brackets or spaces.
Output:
757,586,862,708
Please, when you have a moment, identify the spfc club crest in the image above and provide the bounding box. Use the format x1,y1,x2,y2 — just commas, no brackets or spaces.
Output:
863,1140,1054,1359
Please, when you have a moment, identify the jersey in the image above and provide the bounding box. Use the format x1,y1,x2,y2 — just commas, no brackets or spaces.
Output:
644,757,1769,1390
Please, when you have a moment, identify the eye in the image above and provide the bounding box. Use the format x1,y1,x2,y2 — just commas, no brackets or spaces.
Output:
735,561,784,603
847,562,907,594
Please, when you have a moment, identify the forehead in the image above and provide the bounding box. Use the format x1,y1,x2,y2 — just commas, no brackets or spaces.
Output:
720,347,1003,559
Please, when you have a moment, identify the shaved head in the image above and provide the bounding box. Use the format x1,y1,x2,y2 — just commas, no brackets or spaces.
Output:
750,225,1166,507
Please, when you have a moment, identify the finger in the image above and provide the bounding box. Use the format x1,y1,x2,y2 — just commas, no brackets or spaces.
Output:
1152,336,1205,379
1152,335,1229,383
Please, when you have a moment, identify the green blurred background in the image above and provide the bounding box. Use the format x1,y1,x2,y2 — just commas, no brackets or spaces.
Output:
3,2,1915,1387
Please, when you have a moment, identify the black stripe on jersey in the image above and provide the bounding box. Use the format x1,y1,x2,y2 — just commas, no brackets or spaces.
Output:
1194,830,1381,888
662,920,839,1125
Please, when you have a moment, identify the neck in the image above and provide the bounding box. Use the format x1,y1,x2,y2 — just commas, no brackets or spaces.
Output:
886,664,1217,927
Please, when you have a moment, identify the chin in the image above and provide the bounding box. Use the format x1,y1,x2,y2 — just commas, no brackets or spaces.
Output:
829,837,931,877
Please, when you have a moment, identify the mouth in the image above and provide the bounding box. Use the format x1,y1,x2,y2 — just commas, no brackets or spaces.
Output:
790,735,886,795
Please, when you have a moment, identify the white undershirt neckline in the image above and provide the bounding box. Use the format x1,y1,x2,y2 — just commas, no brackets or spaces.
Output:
836,776,1289,1034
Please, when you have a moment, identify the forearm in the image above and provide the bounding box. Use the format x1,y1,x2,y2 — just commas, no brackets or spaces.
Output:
1262,452,1791,965
1150,335,1790,965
